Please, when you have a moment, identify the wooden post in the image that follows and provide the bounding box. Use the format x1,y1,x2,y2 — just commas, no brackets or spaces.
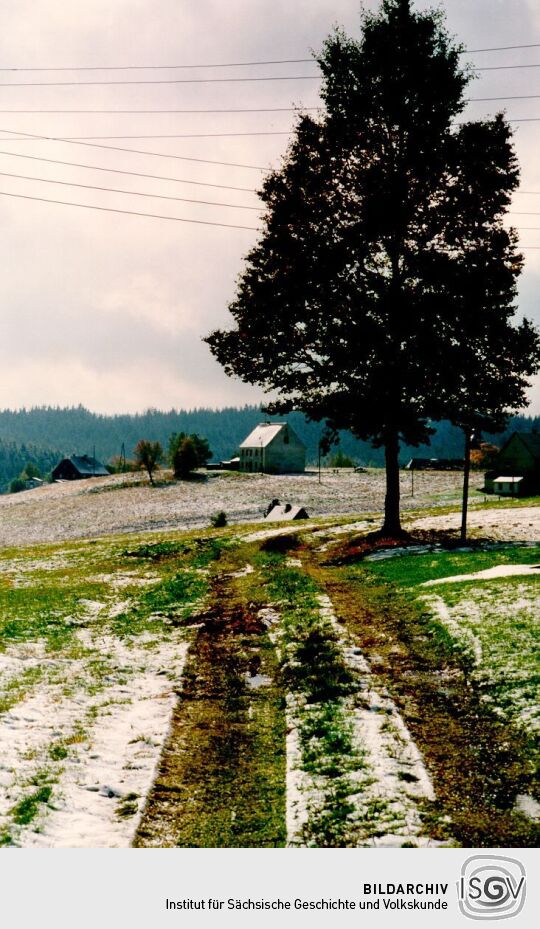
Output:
460,428,472,543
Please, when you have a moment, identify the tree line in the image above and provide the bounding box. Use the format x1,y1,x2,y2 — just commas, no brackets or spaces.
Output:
0,407,538,493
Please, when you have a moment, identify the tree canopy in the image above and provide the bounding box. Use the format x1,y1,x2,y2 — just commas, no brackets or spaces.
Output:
134,439,162,486
206,0,540,535
168,432,212,477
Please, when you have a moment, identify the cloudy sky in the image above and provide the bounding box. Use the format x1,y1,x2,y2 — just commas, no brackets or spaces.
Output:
0,0,539,414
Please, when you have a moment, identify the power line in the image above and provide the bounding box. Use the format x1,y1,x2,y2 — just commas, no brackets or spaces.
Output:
0,131,293,141
1,62,540,86
0,188,260,229
2,65,540,85
0,169,262,210
0,125,267,170
0,95,535,115
464,42,540,53
0,59,314,72
0,148,258,193
0,95,538,114
473,63,540,72
0,75,320,87
0,42,538,71
0,106,320,114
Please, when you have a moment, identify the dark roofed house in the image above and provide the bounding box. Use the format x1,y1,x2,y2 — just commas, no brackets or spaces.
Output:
405,457,464,471
52,454,109,481
484,432,540,496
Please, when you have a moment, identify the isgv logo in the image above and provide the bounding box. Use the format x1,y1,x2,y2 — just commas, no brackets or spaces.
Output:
458,855,526,921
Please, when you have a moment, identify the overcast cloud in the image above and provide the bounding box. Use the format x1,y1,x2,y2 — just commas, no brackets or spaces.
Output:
0,1,539,413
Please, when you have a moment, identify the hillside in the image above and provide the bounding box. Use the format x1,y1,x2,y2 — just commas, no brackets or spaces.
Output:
0,494,537,848
0,405,538,470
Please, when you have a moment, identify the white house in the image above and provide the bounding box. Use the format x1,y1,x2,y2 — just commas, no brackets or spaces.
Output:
239,422,306,474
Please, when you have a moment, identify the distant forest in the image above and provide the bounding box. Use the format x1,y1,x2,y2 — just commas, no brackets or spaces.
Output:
0,404,539,492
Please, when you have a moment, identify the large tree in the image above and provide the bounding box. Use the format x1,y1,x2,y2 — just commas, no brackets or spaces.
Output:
206,0,540,536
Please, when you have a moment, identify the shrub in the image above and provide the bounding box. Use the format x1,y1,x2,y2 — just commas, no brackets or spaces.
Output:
169,432,212,476
172,436,199,479
210,510,228,528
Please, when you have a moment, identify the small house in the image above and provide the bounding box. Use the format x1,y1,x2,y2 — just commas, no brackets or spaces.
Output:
239,422,306,474
484,433,540,496
206,457,240,472
264,502,309,521
52,454,109,481
492,476,523,497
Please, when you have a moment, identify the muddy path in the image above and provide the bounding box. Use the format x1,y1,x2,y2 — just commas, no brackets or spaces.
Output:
134,564,286,848
304,539,539,848
134,528,538,848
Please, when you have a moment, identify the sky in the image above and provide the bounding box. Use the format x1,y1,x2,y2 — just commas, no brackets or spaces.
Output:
0,0,539,415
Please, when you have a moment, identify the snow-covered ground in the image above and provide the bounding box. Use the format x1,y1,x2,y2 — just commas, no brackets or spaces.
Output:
284,594,439,848
408,504,540,541
0,467,466,548
1,634,188,847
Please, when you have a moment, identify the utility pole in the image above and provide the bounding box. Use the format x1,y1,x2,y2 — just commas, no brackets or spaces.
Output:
460,428,472,543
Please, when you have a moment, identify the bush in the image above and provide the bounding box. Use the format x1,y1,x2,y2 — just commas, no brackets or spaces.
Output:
9,477,26,494
172,436,199,479
210,510,228,528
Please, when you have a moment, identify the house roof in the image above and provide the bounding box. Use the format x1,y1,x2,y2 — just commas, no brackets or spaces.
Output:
240,422,297,449
69,455,109,476
494,476,523,483
264,503,309,521
500,431,540,463
517,432,540,461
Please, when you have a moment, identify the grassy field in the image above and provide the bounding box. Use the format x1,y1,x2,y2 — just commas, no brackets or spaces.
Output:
0,512,538,848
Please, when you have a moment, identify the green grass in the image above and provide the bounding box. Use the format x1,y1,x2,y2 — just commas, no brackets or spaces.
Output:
252,551,372,846
359,545,540,739
364,543,540,588
424,576,539,732
0,666,43,714
11,787,53,826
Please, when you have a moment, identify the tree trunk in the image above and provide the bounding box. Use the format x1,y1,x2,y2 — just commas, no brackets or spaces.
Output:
460,427,471,543
381,429,404,537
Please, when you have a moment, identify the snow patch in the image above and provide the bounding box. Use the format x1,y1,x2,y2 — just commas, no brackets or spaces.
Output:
421,563,540,585
0,632,189,847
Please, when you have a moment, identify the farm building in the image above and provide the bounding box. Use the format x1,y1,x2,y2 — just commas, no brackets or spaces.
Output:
484,432,540,496
405,457,464,470
52,454,109,481
239,422,306,474
264,502,309,521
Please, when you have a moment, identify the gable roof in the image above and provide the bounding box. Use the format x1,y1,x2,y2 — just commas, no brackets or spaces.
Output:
240,422,304,449
517,432,540,461
501,432,540,463
264,504,309,521
70,455,109,476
